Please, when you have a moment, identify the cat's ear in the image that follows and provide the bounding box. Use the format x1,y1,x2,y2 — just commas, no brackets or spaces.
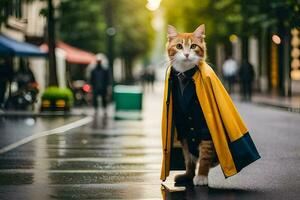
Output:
193,24,205,39
167,25,178,40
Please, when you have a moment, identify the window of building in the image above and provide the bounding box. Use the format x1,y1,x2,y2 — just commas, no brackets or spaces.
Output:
6,0,23,19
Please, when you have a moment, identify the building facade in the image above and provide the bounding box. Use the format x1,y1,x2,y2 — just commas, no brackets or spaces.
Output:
1,0,50,110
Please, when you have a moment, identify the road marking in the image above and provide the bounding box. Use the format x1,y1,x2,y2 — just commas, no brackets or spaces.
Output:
0,157,162,162
0,116,93,155
0,169,160,173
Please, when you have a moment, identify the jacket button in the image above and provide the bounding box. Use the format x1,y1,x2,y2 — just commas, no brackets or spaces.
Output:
192,138,195,142
190,127,194,131
188,116,192,120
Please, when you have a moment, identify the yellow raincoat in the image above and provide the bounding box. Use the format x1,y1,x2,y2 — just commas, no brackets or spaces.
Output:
161,61,260,181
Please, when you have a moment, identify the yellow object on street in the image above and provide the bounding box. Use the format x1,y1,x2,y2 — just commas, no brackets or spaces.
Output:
42,100,51,107
56,100,66,108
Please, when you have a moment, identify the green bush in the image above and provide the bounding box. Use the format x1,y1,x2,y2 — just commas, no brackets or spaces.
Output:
42,87,74,106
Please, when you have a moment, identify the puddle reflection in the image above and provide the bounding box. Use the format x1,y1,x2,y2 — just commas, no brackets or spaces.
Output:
91,113,108,129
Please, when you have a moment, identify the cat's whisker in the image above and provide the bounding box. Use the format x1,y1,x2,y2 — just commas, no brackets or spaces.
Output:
157,58,173,65
164,58,176,65
153,57,175,68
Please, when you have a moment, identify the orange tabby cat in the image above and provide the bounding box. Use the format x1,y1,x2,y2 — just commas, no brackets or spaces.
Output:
167,24,206,72
166,24,219,186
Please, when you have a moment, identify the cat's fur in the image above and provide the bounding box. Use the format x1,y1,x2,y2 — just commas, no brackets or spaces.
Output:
166,24,219,186
167,24,206,73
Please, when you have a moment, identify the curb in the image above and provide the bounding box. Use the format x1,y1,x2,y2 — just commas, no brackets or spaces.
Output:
0,111,89,117
252,101,300,114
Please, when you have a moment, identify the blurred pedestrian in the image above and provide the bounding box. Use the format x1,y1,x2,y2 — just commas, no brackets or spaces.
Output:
222,56,238,94
140,69,147,89
149,68,156,92
90,58,109,115
0,58,13,109
239,59,255,101
140,67,155,92
0,60,7,108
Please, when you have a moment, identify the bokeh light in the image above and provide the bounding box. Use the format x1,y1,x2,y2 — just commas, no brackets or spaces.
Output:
229,34,238,43
272,34,281,44
146,0,162,11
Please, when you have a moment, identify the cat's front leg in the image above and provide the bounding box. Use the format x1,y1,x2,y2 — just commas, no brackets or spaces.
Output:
174,139,196,183
193,140,216,186
193,175,208,186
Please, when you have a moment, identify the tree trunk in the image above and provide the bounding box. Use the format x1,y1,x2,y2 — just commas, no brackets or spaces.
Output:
124,58,133,84
277,8,291,97
241,36,249,62
278,29,291,96
47,0,58,86
241,0,249,62
258,27,269,93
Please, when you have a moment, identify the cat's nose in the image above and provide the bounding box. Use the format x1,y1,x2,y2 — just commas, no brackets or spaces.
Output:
184,54,189,58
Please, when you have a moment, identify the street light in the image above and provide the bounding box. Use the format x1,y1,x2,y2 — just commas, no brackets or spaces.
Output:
106,27,116,36
229,34,238,43
146,0,161,11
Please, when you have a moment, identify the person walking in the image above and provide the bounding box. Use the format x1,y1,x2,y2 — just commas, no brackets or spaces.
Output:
0,58,13,109
149,68,156,92
222,56,238,94
0,60,8,109
90,58,110,115
239,59,255,101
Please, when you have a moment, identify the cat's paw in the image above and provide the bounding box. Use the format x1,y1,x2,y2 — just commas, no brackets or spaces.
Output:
174,173,194,184
193,175,208,186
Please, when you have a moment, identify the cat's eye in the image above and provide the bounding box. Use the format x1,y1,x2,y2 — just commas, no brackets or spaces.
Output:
190,44,197,49
176,44,183,49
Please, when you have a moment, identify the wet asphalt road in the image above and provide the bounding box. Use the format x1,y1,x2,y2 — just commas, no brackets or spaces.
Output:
0,89,300,199
0,116,82,149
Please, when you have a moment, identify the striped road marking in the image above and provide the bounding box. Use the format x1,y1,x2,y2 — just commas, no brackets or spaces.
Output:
0,116,93,154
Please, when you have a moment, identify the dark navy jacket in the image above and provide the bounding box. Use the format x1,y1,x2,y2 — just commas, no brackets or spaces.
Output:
171,67,212,157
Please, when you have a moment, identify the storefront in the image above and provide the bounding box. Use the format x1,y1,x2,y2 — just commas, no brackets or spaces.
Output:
40,41,96,87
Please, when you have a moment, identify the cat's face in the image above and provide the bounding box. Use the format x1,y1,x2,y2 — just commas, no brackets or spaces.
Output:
167,24,206,72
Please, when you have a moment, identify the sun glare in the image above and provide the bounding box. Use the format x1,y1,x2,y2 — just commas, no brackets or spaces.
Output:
146,0,162,11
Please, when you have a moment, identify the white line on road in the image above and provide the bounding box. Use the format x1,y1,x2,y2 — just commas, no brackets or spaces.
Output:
0,116,93,155
0,169,160,173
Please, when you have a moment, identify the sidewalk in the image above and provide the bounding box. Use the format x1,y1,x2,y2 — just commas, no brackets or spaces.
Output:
251,93,300,113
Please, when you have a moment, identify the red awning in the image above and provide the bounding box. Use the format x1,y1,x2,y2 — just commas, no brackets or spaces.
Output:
40,42,96,65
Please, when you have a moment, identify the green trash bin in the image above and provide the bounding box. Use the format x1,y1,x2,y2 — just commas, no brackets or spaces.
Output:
113,85,143,120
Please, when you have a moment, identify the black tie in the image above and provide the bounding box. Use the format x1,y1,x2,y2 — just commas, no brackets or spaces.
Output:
177,72,189,95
